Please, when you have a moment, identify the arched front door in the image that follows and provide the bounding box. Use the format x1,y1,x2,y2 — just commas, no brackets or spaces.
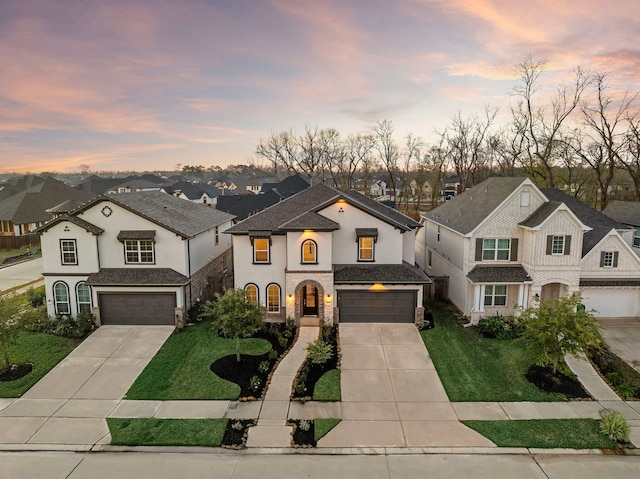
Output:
302,285,318,316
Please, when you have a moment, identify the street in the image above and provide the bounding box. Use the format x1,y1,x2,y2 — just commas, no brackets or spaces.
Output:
1,451,639,479
0,257,43,292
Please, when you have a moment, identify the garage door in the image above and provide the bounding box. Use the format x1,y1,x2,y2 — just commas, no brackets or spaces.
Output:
99,293,176,325
338,290,416,323
581,288,640,317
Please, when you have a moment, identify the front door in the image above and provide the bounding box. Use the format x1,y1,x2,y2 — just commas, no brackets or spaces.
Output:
302,285,318,316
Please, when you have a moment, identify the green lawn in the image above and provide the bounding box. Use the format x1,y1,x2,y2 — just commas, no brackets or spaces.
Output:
0,331,80,397
421,301,564,402
314,418,340,442
313,369,341,401
107,418,227,447
463,419,617,449
125,320,272,400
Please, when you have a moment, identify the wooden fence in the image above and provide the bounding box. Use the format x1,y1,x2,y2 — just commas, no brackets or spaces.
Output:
0,234,41,250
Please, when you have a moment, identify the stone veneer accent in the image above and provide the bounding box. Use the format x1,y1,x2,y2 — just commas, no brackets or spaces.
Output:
285,270,334,326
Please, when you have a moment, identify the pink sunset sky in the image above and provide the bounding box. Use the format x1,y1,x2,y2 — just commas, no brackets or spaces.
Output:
1,0,640,173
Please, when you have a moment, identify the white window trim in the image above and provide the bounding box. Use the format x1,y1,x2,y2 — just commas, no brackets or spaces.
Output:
253,238,270,263
634,229,640,248
245,284,258,304
551,235,565,255
124,240,155,264
301,239,317,264
76,282,92,314
482,238,510,261
60,239,78,265
603,251,614,268
484,284,507,306
358,236,375,262
53,281,70,315
267,284,280,313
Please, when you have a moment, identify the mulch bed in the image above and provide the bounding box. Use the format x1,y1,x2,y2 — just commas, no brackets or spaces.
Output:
288,419,315,447
210,323,297,399
292,325,339,400
0,363,34,382
525,365,591,399
589,346,640,400
221,419,256,449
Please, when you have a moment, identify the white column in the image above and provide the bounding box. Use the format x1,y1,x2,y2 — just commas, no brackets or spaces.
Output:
474,284,484,313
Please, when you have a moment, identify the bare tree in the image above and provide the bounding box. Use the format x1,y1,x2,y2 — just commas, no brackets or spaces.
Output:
439,106,497,193
620,113,640,200
343,134,375,190
399,133,423,212
425,141,448,208
374,119,400,201
572,72,637,209
511,56,592,187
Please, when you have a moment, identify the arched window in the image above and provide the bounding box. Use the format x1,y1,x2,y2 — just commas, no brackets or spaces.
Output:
53,281,70,315
267,284,280,313
301,239,317,264
76,282,92,314
245,284,258,304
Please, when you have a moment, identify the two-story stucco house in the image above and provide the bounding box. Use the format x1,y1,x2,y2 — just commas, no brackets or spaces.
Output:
226,184,431,325
417,177,640,322
37,192,235,327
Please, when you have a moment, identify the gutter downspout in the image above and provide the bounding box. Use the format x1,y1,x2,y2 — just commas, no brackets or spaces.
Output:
187,238,192,308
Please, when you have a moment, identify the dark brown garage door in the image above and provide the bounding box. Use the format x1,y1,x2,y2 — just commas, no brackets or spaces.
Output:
99,293,176,325
337,290,416,323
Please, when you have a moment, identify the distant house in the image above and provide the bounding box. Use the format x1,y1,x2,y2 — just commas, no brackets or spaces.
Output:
163,181,229,206
0,177,94,236
216,174,311,221
37,192,235,327
105,179,165,194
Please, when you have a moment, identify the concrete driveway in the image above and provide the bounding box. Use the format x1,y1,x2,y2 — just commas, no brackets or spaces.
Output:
599,317,640,373
0,326,173,446
318,323,493,448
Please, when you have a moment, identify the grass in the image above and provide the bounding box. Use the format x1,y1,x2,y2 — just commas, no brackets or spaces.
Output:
463,419,618,449
125,320,272,400
313,369,341,401
421,301,565,402
314,418,340,442
0,331,80,397
107,418,227,447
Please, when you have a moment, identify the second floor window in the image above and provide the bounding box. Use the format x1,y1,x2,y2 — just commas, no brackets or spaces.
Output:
546,235,571,256
482,239,510,260
634,228,640,247
301,239,317,263
125,240,154,264
358,237,374,261
253,238,270,263
215,226,219,245
60,239,77,265
600,251,619,268
552,235,565,255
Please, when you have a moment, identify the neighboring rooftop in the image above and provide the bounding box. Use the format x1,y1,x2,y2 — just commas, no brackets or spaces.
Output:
603,200,640,227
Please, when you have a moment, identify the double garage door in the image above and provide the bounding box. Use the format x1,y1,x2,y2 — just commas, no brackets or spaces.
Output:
338,290,416,323
98,293,176,326
580,288,640,318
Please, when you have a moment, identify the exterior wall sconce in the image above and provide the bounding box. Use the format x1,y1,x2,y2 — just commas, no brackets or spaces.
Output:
325,294,332,303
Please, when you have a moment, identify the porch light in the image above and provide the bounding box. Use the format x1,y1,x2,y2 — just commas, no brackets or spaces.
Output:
369,283,387,291
325,294,332,302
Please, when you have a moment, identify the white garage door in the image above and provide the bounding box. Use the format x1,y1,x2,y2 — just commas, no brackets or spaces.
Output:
580,288,640,317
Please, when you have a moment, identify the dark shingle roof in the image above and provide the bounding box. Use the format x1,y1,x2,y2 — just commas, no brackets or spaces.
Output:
226,184,420,235
424,177,528,234
467,265,532,283
86,268,189,286
519,201,563,228
333,262,432,284
580,278,640,287
36,215,104,236
46,198,86,214
77,192,235,238
267,174,310,198
116,230,156,241
540,188,626,256
603,201,640,227
216,189,282,221
280,212,340,231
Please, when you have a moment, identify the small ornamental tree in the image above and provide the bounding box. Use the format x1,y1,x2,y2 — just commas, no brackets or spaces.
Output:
0,294,24,372
203,289,265,362
518,292,603,374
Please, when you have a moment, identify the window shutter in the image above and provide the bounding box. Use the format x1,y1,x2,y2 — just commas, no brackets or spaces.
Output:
546,235,553,255
613,251,619,267
600,252,605,267
510,238,518,261
475,238,483,261
564,235,571,255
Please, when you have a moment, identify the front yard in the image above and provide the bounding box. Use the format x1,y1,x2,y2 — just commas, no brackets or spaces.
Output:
421,301,571,402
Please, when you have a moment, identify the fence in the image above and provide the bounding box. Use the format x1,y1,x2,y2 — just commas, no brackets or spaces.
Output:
0,234,40,250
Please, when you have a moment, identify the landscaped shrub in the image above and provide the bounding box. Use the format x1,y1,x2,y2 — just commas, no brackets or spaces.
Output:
187,302,205,323
600,410,631,445
53,313,94,338
249,375,261,393
26,286,44,308
590,346,640,400
21,305,50,332
306,340,333,366
478,314,523,340
616,383,637,400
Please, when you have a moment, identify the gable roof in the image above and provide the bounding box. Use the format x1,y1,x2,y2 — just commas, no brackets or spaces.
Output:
264,174,311,198
424,177,528,235
163,181,224,200
36,214,104,236
603,200,640,227
226,184,420,235
74,191,235,239
540,188,627,256
0,178,95,225
216,189,282,221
